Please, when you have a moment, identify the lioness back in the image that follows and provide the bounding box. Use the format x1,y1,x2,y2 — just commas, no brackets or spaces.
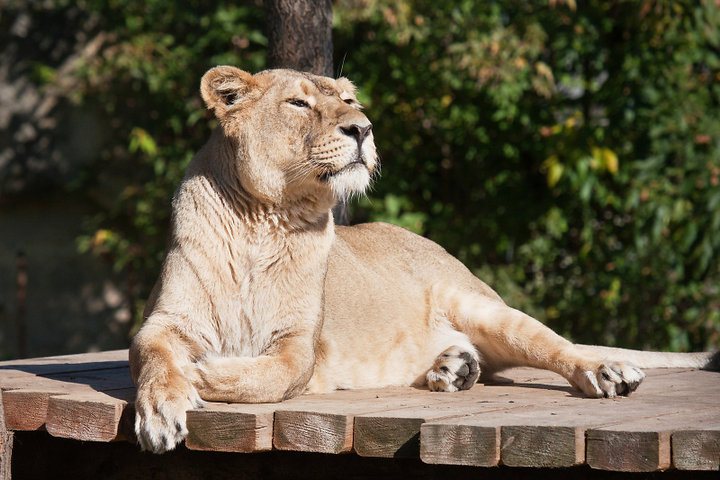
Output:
333,222,502,302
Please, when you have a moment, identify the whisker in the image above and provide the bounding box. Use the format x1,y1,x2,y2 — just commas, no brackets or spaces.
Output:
284,162,316,184
337,51,349,78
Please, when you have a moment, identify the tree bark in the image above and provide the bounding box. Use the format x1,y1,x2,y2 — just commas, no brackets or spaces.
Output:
264,0,350,225
265,0,333,77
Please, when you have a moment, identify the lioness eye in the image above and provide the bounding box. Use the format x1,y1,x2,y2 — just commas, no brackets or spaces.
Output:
343,98,354,105
288,99,310,108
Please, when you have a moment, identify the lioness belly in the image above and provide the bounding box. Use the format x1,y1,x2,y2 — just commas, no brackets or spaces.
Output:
306,222,482,393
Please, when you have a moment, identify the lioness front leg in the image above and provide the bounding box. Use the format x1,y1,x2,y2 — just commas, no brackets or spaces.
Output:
129,324,204,453
187,333,317,403
444,288,645,397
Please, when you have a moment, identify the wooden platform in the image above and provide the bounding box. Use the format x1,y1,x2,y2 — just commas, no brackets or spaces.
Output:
0,350,718,477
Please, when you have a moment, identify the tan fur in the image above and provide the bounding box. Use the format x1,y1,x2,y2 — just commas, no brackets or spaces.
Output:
129,67,718,453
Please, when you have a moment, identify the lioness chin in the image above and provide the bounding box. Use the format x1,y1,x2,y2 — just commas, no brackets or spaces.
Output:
129,66,719,454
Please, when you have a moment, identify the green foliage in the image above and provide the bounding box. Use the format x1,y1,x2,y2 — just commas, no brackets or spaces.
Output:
29,1,266,325
337,0,720,350
16,0,720,349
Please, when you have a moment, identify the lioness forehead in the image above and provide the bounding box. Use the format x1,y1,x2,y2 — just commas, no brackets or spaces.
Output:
258,69,356,98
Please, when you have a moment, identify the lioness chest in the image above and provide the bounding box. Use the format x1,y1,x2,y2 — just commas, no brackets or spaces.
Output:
207,221,330,358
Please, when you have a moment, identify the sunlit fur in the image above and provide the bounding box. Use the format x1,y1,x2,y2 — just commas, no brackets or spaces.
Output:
129,67,718,454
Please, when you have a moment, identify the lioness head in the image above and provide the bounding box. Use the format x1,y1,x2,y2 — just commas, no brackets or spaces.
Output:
200,66,378,207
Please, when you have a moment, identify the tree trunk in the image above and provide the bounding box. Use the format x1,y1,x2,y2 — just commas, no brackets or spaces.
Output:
264,0,350,225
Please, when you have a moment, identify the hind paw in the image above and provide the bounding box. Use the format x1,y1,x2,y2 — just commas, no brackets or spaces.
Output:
573,361,645,398
426,346,480,392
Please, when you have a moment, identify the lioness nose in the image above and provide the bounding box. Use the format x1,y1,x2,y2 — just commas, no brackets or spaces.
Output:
340,123,373,146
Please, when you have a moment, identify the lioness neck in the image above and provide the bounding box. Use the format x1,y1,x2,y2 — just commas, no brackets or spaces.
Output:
189,129,337,233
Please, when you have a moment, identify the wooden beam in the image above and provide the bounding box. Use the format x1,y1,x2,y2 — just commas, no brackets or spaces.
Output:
355,374,577,459
273,387,438,454
0,392,13,480
1,367,133,433
2,389,59,431
185,402,276,453
45,389,133,442
421,369,720,469
672,429,720,471
587,407,720,472
0,353,717,475
0,350,128,379
420,421,500,467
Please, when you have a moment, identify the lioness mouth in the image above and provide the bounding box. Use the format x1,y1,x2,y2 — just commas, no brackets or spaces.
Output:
319,158,367,182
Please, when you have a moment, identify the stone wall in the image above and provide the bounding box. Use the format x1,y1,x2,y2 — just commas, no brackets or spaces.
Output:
0,193,131,358
0,5,131,359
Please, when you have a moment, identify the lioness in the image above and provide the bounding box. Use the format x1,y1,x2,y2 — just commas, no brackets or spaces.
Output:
130,66,718,453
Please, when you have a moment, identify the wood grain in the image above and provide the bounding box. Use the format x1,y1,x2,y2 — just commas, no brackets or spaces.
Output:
185,402,276,453
0,350,128,380
672,429,720,471
356,375,579,460
501,425,582,467
0,391,13,480
274,410,353,453
273,387,458,454
1,368,134,434
45,390,132,442
420,421,499,467
354,415,425,458
421,370,720,469
1,389,60,431
587,407,720,472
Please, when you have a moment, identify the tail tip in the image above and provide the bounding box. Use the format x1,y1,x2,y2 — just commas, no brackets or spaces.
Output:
702,351,720,371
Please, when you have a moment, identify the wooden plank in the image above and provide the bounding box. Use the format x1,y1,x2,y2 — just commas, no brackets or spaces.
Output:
420,400,603,468
274,409,353,453
2,390,59,431
0,350,128,380
420,420,500,467
420,370,719,468
186,387,446,454
0,391,13,480
45,389,134,442
673,429,720,471
501,425,582,468
187,371,569,458
353,381,576,459
587,407,720,472
1,368,134,433
273,387,438,454
633,369,720,402
354,415,425,458
0,366,133,393
587,429,671,472
0,354,132,443
185,402,277,453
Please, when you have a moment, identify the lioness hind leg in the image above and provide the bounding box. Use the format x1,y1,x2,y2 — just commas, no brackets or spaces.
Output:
426,345,480,392
439,286,646,398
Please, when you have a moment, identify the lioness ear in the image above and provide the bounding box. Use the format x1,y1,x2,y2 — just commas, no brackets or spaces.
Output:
200,66,257,119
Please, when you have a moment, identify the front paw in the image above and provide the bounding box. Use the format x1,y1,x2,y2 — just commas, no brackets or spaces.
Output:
573,361,646,398
134,379,204,453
